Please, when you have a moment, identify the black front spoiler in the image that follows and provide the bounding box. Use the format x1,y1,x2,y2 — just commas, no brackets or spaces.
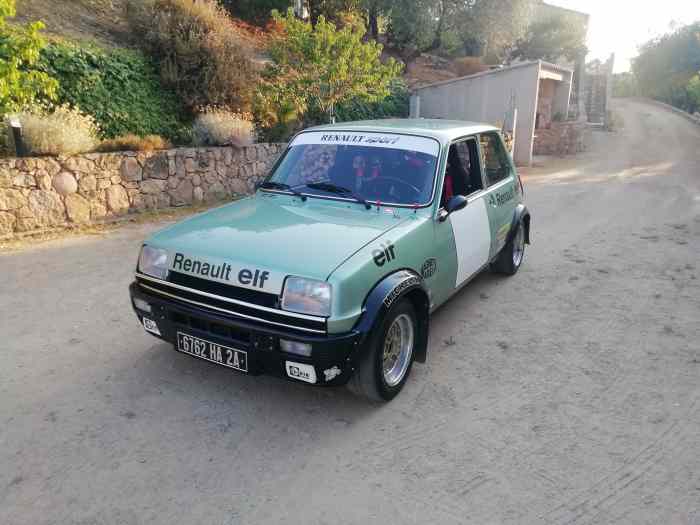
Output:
129,281,364,386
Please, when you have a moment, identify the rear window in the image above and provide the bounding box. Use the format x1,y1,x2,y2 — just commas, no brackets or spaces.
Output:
266,131,440,206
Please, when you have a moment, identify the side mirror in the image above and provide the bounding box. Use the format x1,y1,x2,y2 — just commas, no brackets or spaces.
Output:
439,195,467,221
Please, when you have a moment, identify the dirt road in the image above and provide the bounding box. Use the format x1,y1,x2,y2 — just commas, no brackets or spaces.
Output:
1,99,699,525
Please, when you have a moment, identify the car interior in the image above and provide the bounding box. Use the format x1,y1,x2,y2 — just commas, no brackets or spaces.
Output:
441,139,483,207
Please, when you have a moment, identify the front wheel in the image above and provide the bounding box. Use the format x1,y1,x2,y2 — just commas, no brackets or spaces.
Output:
347,300,417,402
492,220,525,275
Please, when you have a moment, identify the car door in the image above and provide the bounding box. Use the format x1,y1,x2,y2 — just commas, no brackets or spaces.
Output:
444,137,492,287
478,132,518,258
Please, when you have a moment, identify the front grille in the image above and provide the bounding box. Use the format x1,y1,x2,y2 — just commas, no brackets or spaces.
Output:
136,274,326,334
168,271,278,308
169,310,251,345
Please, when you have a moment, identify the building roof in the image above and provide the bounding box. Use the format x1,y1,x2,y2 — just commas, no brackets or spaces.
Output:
306,119,499,143
413,60,573,92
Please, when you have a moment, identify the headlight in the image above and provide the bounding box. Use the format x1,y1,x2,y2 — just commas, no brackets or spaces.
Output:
138,245,169,280
281,277,331,317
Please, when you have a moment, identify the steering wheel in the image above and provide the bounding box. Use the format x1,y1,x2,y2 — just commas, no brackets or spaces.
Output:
364,177,422,202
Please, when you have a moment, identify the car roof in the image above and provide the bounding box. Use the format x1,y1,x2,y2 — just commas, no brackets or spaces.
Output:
305,119,499,145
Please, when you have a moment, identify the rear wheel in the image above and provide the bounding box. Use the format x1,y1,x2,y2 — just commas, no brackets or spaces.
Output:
492,220,525,275
347,300,417,402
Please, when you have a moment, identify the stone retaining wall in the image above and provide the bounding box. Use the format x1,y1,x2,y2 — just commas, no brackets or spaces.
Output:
533,120,590,156
0,143,285,237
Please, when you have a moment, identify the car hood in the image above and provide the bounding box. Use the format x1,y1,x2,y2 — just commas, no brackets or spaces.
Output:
146,193,409,295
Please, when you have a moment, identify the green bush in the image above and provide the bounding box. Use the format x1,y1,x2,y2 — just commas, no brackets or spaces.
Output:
334,80,410,122
38,42,189,141
255,9,402,141
685,74,700,114
126,0,254,113
0,0,58,115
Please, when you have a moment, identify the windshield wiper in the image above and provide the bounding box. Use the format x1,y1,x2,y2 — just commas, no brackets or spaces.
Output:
304,182,371,209
259,181,307,201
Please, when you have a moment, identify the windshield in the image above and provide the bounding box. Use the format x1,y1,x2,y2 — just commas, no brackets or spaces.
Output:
264,131,440,206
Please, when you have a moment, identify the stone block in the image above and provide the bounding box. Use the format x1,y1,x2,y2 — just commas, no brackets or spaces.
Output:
105,185,130,214
0,188,27,211
0,211,16,235
120,157,142,181
13,173,36,188
169,179,194,206
65,194,91,223
36,170,52,190
193,186,204,203
156,193,171,208
78,174,97,195
28,190,66,226
143,154,169,180
0,169,12,188
140,179,168,195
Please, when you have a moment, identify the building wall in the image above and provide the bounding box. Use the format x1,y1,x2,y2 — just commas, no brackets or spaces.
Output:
532,1,590,119
414,63,541,165
0,144,285,238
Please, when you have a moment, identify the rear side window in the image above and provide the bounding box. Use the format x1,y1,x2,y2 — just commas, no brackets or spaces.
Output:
479,132,512,187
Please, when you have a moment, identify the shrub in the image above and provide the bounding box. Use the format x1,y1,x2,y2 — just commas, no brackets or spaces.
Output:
687,74,700,114
255,9,402,139
126,0,255,113
9,104,99,155
97,134,172,152
334,80,410,123
0,0,58,115
38,42,189,141
192,108,254,147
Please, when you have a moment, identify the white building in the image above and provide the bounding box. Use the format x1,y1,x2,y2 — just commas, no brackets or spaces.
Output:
411,60,573,166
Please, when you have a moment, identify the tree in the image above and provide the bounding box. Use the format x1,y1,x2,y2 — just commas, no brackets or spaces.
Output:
687,73,700,113
306,0,364,26
384,0,533,60
509,11,587,63
222,0,290,25
0,0,57,115
255,8,402,136
384,0,437,55
460,0,534,60
612,72,639,98
632,22,700,113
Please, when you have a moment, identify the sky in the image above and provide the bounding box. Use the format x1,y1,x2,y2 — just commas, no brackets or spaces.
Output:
545,0,700,72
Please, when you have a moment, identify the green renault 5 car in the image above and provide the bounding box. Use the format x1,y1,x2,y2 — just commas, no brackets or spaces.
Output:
129,119,531,401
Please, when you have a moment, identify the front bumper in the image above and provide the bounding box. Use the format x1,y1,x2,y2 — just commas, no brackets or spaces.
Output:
129,282,363,386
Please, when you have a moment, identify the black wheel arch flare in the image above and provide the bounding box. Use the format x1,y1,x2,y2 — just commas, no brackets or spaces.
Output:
508,204,531,245
353,269,431,364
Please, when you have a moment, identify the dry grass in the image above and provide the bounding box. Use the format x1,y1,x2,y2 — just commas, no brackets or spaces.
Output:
97,134,172,152
451,57,489,78
192,108,254,147
9,105,100,156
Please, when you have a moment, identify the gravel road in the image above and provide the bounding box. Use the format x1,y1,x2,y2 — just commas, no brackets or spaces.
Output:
1,99,699,525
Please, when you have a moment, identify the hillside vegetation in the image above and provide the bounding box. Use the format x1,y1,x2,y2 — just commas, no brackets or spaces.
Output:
2,0,589,156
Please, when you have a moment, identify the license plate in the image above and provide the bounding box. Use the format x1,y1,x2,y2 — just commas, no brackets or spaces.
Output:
176,332,248,372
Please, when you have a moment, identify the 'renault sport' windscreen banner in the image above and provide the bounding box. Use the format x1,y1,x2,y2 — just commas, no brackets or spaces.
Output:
291,131,440,157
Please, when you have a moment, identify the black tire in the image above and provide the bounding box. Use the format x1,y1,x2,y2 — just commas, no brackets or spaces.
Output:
492,220,525,276
347,300,417,402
